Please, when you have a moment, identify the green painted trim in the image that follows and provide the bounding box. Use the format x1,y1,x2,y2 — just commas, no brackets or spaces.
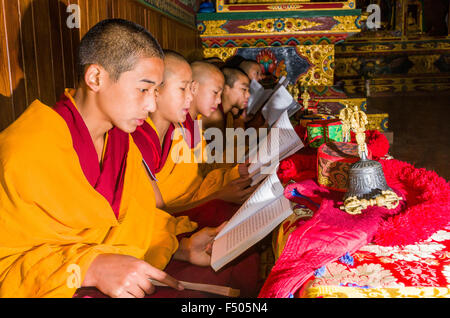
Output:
197,9,361,21
135,0,197,29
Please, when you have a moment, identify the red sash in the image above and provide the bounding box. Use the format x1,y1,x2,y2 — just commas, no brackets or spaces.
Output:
52,94,129,219
180,113,202,150
132,121,174,176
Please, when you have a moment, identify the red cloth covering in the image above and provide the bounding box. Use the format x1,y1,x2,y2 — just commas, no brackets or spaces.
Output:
53,93,128,219
258,180,406,298
277,147,317,184
262,152,450,297
350,129,390,160
374,159,450,246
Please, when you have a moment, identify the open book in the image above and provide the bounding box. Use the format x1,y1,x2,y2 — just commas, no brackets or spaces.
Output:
247,79,272,115
261,85,301,127
211,172,293,271
247,77,301,126
247,110,304,186
247,76,289,116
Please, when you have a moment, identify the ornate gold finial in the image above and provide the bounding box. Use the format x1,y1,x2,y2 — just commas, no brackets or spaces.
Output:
301,87,310,111
349,105,368,158
338,105,353,142
287,84,300,101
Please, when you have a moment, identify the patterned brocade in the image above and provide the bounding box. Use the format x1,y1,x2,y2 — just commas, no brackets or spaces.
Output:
295,230,450,298
300,286,450,298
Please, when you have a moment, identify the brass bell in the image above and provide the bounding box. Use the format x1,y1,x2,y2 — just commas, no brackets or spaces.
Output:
344,151,392,201
340,106,402,214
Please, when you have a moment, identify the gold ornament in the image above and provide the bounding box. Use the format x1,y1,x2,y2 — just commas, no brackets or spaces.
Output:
338,105,352,142
340,190,402,215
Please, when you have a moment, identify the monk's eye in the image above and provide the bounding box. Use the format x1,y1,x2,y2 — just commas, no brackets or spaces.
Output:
140,88,149,93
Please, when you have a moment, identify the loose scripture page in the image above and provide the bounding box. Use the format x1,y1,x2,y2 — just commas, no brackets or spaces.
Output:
215,172,284,240
261,85,295,127
248,76,288,116
247,79,265,114
274,110,304,160
247,111,304,178
211,194,292,271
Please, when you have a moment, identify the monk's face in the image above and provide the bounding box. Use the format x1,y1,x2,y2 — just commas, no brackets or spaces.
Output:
245,63,264,82
98,57,164,133
193,71,224,117
156,59,193,123
224,73,250,114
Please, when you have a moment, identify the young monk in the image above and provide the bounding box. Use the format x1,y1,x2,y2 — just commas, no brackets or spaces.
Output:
239,58,264,82
201,66,251,132
0,19,228,298
132,51,254,212
129,51,261,298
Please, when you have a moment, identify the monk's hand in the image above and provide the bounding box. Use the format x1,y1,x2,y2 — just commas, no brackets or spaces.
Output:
175,222,228,266
245,110,265,129
238,162,250,177
217,177,257,204
82,253,184,298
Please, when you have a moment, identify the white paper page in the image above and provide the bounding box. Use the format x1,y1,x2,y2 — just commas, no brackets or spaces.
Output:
215,172,284,239
248,76,288,117
261,85,295,127
249,162,278,187
274,111,304,159
287,100,302,117
279,76,288,87
247,111,303,176
248,89,273,116
211,195,292,271
247,79,264,114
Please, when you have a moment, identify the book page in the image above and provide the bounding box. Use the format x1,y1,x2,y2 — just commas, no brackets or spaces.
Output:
287,100,302,117
247,111,304,176
248,89,273,116
247,76,288,116
211,195,292,271
261,85,295,127
247,79,264,114
215,172,284,239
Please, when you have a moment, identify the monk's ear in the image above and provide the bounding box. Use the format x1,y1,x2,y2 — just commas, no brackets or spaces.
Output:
191,80,199,96
84,64,104,92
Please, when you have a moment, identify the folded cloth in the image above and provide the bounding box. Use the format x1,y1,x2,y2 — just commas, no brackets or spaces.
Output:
277,147,317,184
258,179,406,298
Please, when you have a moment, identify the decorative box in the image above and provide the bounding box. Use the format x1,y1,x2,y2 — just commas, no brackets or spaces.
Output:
317,142,372,192
306,119,343,148
299,114,334,128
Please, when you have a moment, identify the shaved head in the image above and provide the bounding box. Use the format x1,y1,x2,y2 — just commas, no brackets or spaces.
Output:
191,61,224,84
163,49,190,79
77,19,164,83
221,67,248,88
240,59,259,74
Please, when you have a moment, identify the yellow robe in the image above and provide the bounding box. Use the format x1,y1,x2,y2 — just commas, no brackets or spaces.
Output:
0,99,195,297
146,118,240,210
